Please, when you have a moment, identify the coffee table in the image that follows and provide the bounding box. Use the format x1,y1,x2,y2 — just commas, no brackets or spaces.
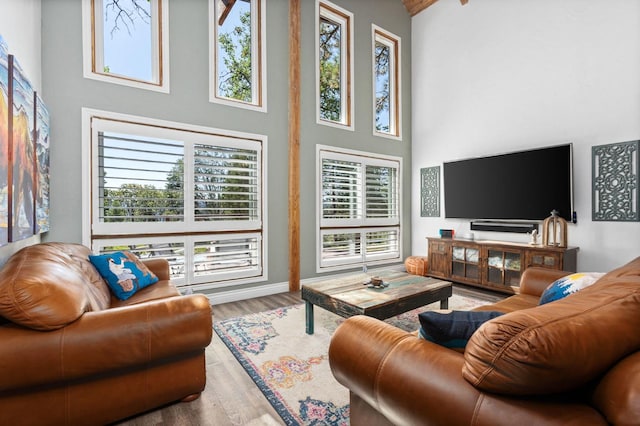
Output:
301,270,452,334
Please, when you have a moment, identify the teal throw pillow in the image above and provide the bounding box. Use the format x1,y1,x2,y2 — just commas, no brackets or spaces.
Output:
418,310,503,349
88,251,159,300
539,272,605,305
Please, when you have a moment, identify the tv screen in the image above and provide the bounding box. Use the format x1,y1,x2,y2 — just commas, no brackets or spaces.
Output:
443,144,574,222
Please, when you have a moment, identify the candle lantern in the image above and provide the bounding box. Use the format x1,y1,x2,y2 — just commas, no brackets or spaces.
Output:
542,210,568,248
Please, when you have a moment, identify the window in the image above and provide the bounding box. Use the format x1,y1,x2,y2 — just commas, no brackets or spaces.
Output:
210,0,266,112
316,0,354,130
81,0,170,92
82,109,266,290
317,146,401,271
372,25,401,140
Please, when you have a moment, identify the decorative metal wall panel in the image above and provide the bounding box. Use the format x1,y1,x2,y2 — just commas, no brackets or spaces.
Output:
592,140,640,221
421,166,440,217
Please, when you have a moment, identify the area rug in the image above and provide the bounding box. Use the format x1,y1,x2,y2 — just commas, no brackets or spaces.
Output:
213,294,490,426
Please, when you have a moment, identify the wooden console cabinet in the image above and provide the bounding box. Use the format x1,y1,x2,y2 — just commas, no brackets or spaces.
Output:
427,237,578,294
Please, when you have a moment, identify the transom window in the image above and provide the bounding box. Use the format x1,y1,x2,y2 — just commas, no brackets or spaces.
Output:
372,25,401,140
316,0,354,130
83,110,266,290
317,146,401,271
81,0,170,92
210,0,266,112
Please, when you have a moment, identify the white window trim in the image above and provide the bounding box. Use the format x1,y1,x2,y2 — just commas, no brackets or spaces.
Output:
209,0,267,113
372,24,402,141
81,108,268,287
81,0,170,93
316,144,402,273
316,0,354,131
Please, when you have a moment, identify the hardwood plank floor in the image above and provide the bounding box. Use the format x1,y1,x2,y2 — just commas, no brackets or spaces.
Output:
114,285,504,426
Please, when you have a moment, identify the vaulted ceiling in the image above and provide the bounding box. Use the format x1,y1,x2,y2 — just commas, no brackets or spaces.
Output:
402,0,469,16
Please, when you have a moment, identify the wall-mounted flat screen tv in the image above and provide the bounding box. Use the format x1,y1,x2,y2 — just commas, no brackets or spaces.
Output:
443,144,574,222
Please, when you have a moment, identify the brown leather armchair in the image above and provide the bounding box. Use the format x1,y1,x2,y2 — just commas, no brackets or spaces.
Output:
330,258,640,425
0,243,213,426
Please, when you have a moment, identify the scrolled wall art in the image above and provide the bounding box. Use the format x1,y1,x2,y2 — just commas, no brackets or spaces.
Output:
421,166,440,217
592,140,639,222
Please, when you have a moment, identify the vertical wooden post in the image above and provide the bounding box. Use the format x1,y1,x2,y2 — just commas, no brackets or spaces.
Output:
288,0,301,292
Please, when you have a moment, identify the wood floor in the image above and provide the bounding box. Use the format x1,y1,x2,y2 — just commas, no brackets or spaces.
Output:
114,285,505,426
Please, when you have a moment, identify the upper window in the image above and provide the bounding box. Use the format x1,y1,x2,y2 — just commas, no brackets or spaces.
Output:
82,109,266,290
316,0,354,130
81,0,170,92
317,146,402,272
372,25,401,140
210,0,266,112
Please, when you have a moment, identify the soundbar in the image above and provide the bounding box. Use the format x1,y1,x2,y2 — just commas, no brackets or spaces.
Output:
470,221,538,234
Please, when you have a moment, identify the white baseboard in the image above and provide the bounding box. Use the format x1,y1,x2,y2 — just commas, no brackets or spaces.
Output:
207,281,290,305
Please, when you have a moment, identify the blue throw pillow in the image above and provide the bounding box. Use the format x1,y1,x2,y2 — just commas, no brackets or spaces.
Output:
418,310,503,349
539,272,605,305
88,251,159,300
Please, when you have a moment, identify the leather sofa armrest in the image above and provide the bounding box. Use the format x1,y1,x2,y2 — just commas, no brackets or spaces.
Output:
142,257,171,281
329,315,482,425
519,267,570,297
329,316,607,426
0,294,212,392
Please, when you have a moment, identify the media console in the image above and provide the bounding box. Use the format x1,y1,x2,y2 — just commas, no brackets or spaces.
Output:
426,237,578,294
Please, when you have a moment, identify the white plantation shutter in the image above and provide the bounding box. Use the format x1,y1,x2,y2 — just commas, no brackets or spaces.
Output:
318,148,401,270
89,115,265,288
193,144,260,223
321,158,361,222
97,132,185,226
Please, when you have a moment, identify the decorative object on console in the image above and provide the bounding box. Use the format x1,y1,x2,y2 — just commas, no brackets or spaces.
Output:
439,229,454,238
542,210,567,247
420,166,440,217
592,140,639,222
529,229,538,245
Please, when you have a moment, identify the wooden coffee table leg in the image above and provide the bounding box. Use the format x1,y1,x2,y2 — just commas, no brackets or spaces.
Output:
440,298,449,309
305,300,315,334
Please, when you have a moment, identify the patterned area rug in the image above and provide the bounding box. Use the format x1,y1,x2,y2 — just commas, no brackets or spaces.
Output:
213,293,489,425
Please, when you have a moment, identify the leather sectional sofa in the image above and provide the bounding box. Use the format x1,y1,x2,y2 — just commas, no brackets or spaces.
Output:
0,243,213,426
329,256,640,425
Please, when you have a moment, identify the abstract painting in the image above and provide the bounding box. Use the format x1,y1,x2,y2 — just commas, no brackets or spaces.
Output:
0,35,8,246
9,55,36,242
35,93,50,233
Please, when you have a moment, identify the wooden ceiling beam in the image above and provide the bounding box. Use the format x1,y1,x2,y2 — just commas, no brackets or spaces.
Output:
402,0,469,17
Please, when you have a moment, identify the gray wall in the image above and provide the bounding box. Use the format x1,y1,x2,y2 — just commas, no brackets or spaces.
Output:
40,0,412,295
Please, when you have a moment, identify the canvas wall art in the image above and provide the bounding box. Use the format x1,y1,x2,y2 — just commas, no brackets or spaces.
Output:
0,35,9,246
35,93,50,233
0,32,50,245
9,55,36,242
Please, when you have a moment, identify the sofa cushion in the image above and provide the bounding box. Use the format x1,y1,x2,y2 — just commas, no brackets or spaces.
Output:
462,265,640,396
43,242,111,311
89,251,159,301
418,310,503,349
0,244,90,330
538,272,605,305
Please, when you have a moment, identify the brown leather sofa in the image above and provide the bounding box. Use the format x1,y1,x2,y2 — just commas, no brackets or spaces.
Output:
0,243,213,426
329,256,640,425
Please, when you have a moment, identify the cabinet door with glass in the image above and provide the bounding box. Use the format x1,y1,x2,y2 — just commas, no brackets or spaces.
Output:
484,247,523,290
451,243,481,284
525,250,563,270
